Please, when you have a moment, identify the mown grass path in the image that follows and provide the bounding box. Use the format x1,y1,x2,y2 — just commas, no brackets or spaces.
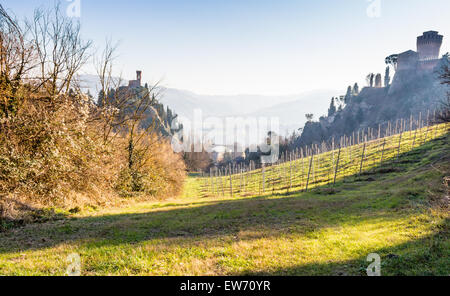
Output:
0,133,448,275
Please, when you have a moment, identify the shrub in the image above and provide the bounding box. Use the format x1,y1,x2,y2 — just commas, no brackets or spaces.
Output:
0,90,185,221
115,133,186,198
0,3,186,222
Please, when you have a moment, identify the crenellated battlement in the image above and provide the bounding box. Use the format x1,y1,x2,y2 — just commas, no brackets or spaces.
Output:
394,31,444,73
417,31,443,61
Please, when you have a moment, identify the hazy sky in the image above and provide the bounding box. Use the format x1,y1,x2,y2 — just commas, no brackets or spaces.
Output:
4,0,450,95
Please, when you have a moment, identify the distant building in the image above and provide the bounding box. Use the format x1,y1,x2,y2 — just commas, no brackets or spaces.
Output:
210,145,227,163
417,31,443,61
397,50,419,71
128,70,142,88
397,31,444,72
209,144,246,164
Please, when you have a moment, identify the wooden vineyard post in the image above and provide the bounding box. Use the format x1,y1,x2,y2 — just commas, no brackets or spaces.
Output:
220,169,224,196
305,155,314,192
258,170,261,195
272,166,276,194
301,150,305,190
218,168,221,196
221,168,225,196
218,168,222,196
326,148,330,184
289,154,292,193
410,115,413,136
359,143,366,175
228,165,232,197
262,164,266,193
213,168,217,196
333,146,342,185
311,146,315,184
347,141,352,178
215,168,219,196
239,167,243,194
396,132,403,161
220,168,223,196
340,140,346,180
424,111,430,143
433,121,438,139
211,169,214,196
243,166,246,194
419,112,422,130
433,110,437,139
278,160,282,192
340,137,345,181
283,156,287,191
244,163,248,194
209,168,213,194
332,138,335,172
380,139,386,164
250,161,254,194
378,124,381,142
317,146,322,186
212,169,216,195
349,135,353,165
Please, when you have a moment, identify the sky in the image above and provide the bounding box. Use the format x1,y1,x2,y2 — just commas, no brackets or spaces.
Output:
3,0,450,96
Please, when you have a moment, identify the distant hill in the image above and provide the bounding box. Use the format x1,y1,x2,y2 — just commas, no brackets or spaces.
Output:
246,90,336,133
158,88,338,136
79,74,338,135
157,88,337,119
77,74,124,96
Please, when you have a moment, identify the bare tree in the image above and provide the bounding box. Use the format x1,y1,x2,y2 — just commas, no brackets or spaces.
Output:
26,3,92,96
92,39,125,143
183,142,213,172
0,5,34,99
93,39,169,182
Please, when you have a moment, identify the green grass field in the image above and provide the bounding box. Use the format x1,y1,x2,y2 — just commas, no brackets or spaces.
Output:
0,125,448,276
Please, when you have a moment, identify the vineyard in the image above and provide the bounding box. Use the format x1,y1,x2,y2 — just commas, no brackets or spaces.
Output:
198,119,450,198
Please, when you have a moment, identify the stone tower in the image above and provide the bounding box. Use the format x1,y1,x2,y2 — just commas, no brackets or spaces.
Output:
128,70,142,88
417,31,443,61
136,71,142,84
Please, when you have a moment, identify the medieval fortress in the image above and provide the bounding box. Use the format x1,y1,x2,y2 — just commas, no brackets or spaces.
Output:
128,70,142,88
397,31,444,71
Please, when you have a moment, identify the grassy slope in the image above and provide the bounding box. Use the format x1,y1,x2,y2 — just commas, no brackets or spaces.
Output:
0,133,448,276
